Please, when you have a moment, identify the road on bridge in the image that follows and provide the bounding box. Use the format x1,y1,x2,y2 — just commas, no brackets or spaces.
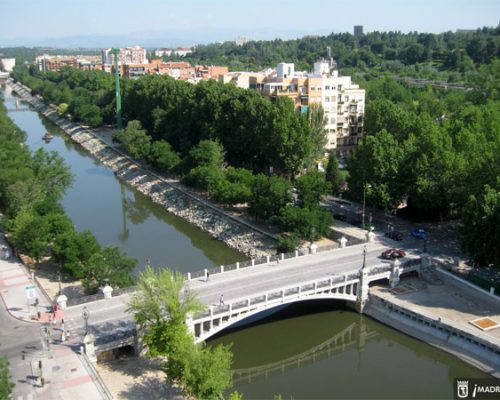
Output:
63,241,411,337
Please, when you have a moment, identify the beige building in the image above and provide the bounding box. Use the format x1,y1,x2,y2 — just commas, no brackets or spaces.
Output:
248,60,365,157
35,55,101,72
102,47,147,66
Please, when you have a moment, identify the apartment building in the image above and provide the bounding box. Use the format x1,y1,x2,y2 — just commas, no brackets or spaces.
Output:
35,55,102,72
102,47,148,66
249,60,365,157
155,61,195,80
196,65,229,81
154,47,193,58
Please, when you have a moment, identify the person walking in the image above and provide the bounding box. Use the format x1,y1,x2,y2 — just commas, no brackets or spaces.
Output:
219,294,224,306
206,271,210,282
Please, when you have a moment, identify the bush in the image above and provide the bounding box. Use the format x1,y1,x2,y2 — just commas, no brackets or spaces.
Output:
277,234,300,253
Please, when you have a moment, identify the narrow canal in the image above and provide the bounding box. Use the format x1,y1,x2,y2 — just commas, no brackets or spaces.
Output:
2,84,245,273
2,84,489,399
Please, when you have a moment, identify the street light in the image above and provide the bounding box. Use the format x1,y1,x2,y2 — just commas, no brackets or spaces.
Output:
82,306,90,336
362,184,372,229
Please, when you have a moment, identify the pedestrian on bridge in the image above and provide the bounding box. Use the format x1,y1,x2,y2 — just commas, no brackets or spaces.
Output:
206,271,210,282
220,294,224,306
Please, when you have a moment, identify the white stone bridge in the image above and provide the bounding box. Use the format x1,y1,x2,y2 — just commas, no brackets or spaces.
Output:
62,241,420,352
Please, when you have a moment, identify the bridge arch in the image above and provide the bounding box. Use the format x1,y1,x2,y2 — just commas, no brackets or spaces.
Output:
192,291,359,343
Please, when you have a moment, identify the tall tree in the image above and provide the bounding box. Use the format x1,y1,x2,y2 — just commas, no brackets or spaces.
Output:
295,171,331,209
460,183,500,267
128,267,233,399
325,152,342,194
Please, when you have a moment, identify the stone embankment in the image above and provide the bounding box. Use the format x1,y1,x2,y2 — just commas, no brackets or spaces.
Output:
7,80,275,259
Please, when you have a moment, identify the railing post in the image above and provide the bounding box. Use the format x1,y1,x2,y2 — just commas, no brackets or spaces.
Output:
282,290,285,302
187,272,191,281
251,259,255,267
295,250,299,258
281,253,284,261
265,294,268,305
209,308,213,330
204,268,208,280
266,255,270,264
298,286,301,298
246,299,250,311
236,262,240,270
220,265,224,273
314,282,317,293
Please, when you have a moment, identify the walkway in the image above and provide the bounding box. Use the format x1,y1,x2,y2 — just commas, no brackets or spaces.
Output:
0,233,110,400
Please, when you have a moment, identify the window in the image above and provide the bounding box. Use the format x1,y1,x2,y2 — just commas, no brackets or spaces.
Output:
345,96,349,102
337,85,342,91
310,86,315,91
325,85,330,90
325,96,330,102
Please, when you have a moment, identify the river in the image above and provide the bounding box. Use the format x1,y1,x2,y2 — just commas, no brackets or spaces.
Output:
2,84,489,399
2,83,245,274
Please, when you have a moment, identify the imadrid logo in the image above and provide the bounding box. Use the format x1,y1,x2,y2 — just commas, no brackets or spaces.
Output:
457,380,469,399
455,378,500,400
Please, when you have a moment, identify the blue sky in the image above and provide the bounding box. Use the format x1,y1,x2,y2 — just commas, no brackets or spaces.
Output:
0,0,499,46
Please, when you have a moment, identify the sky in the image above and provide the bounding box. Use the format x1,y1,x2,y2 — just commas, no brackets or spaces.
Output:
0,0,499,47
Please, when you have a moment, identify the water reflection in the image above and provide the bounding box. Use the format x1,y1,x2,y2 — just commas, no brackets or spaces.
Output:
209,302,488,399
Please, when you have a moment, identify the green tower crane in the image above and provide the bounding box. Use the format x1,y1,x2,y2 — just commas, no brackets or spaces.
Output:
112,48,122,129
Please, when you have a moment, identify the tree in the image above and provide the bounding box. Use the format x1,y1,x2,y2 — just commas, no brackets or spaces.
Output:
460,184,500,267
52,230,101,278
187,139,225,169
31,148,73,201
325,152,342,194
113,120,152,160
248,174,292,220
278,206,333,240
128,267,233,399
82,246,136,294
148,140,181,172
295,171,331,209
10,209,51,264
182,166,225,192
347,130,406,212
0,357,14,399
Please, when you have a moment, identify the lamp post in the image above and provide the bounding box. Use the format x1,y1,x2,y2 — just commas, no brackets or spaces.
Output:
362,245,367,270
58,271,62,296
82,306,90,336
362,184,372,229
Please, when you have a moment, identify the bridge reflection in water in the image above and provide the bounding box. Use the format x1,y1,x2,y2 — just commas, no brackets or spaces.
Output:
208,302,378,386
232,319,375,385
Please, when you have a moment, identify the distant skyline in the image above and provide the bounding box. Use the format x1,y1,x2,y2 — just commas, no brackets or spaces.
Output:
1,0,499,47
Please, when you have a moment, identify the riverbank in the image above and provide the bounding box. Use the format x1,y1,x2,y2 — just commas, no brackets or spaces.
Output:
7,79,277,259
366,274,500,378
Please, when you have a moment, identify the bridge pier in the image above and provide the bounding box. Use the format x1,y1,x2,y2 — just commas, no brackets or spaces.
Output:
389,258,402,288
356,268,369,314
83,333,97,363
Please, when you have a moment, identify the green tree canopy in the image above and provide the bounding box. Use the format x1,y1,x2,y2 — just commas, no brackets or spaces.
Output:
295,171,331,209
249,174,292,220
460,183,500,267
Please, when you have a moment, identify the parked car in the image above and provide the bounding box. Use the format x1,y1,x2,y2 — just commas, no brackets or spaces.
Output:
381,249,406,259
410,228,427,239
385,230,403,241
335,213,347,222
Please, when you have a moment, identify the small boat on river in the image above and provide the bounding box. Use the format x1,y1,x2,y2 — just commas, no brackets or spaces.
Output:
42,132,54,142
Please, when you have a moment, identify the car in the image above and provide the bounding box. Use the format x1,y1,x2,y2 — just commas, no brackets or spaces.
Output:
333,199,352,207
411,228,427,240
335,213,347,222
381,249,406,259
385,230,403,241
